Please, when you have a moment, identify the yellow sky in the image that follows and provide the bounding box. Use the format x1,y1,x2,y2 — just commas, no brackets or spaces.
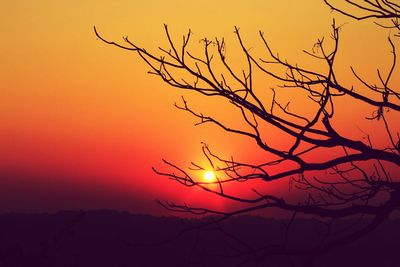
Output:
0,0,397,212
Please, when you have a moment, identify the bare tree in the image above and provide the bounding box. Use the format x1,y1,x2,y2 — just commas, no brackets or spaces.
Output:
95,0,399,263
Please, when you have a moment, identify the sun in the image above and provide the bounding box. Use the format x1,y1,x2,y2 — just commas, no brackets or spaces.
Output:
204,170,216,182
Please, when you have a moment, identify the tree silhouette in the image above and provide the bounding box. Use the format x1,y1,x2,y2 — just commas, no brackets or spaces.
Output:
95,0,399,262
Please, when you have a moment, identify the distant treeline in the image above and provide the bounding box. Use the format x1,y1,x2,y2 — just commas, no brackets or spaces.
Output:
0,210,398,266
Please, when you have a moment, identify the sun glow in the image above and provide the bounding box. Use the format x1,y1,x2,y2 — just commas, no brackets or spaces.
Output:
204,170,216,182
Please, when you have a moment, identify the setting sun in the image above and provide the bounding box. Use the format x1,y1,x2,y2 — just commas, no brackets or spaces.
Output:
204,171,216,182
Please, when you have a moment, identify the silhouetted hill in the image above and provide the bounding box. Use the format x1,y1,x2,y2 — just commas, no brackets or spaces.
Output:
0,210,398,266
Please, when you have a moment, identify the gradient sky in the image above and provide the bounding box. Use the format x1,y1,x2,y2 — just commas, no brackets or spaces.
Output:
1,0,397,214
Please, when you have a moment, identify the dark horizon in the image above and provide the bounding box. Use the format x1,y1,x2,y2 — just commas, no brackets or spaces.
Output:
0,210,398,267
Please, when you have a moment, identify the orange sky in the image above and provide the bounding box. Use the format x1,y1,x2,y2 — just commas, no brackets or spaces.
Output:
0,0,397,214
